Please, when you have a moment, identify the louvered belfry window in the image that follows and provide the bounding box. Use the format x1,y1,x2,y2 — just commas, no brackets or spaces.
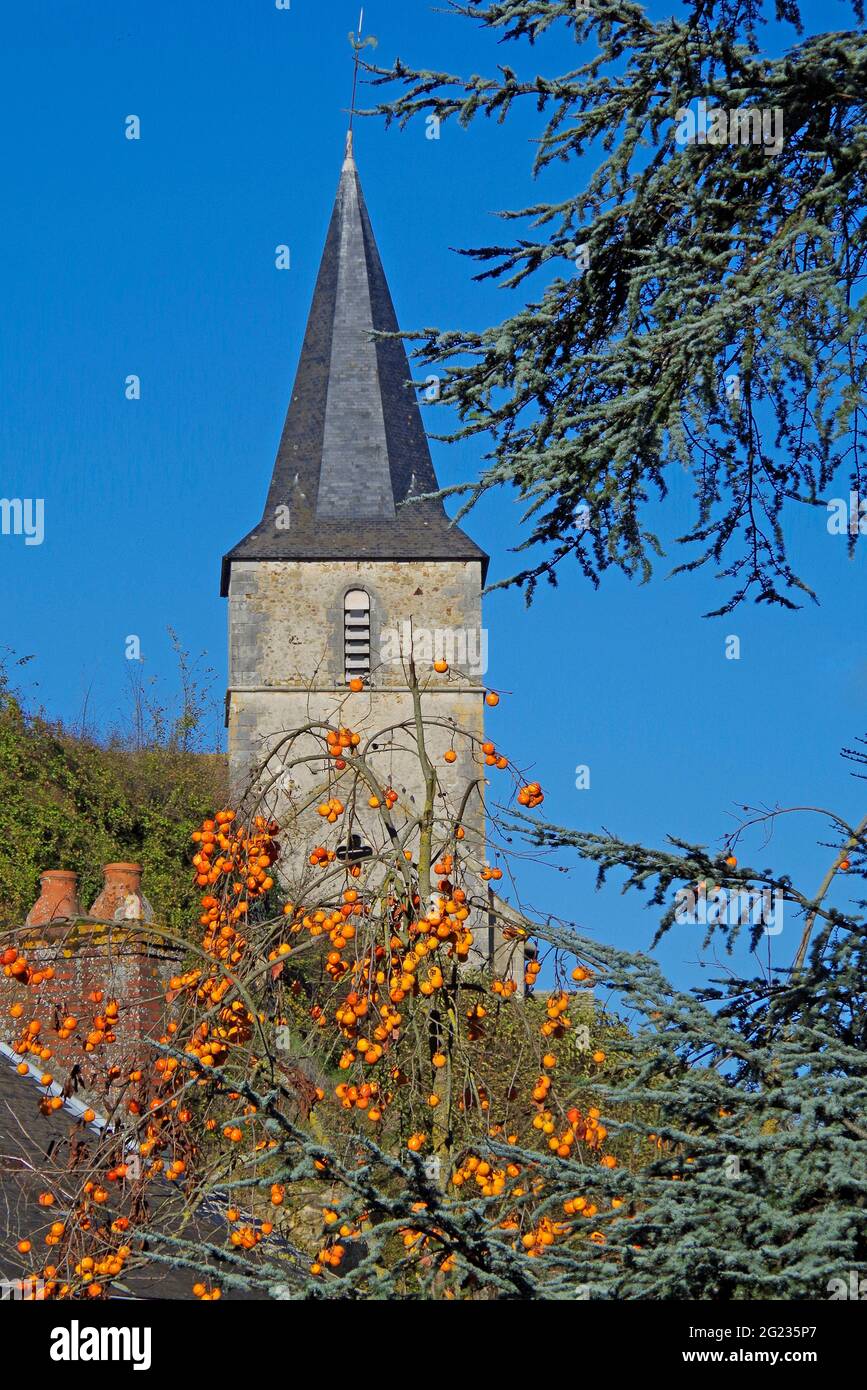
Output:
344,589,371,684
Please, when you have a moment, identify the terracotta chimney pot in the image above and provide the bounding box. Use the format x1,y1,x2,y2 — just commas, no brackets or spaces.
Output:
89,863,154,923
25,871,82,927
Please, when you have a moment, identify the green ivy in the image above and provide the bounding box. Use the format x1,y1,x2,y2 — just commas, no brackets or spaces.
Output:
0,663,227,936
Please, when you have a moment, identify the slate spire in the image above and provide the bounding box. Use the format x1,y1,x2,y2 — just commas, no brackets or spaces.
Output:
221,136,487,595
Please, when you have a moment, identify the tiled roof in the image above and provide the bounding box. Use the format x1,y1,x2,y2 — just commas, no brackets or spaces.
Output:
0,1050,278,1299
220,135,487,595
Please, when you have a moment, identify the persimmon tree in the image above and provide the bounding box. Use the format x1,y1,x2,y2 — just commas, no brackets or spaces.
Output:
2,668,865,1299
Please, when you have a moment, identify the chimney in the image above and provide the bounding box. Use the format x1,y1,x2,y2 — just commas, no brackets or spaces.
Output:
1,920,180,1085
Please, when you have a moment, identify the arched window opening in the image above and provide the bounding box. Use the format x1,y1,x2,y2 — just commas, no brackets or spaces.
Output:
344,589,371,684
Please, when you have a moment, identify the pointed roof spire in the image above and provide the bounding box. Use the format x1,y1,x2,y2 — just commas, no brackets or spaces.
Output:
221,143,487,594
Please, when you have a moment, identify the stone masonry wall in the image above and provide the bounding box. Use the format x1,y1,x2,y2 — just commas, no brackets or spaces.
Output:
227,557,487,815
226,557,507,967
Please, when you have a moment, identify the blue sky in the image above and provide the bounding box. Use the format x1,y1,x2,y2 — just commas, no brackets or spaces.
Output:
0,0,863,992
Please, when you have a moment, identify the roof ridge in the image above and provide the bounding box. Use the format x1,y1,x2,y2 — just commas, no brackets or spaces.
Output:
0,1039,107,1134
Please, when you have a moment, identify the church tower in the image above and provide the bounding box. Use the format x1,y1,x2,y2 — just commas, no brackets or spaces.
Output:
220,134,489,899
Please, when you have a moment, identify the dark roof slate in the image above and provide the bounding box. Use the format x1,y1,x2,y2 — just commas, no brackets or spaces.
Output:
220,136,487,595
0,1058,270,1300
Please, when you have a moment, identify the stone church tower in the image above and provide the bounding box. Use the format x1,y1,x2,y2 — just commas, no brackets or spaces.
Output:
220,136,492,924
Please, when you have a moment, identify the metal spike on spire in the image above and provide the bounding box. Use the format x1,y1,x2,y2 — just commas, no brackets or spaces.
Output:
349,8,364,135
346,8,378,155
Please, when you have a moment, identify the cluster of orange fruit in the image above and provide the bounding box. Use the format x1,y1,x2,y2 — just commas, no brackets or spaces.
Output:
10,992,119,1081
563,1195,602,1217
47,1181,139,1298
82,994,119,1053
297,904,360,951
2,945,39,985
193,811,279,933
368,786,398,810
530,1103,607,1158
152,811,284,1139
309,1208,367,1277
520,1214,571,1257
311,1242,346,1273
10,1014,50,1065
179,812,282,1068
517,782,544,809
452,1152,521,1198
326,725,361,769
541,990,572,1039
74,1247,130,1290
481,741,509,770
228,1219,271,1251
334,1080,384,1119
531,1073,552,1104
